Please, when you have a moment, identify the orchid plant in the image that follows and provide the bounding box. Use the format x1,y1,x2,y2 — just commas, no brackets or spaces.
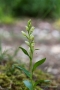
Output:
15,20,46,90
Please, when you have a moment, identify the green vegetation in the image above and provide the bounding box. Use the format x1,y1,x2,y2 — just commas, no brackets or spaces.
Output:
0,0,60,21
15,20,46,90
0,16,14,24
0,64,58,90
0,20,59,90
12,0,60,18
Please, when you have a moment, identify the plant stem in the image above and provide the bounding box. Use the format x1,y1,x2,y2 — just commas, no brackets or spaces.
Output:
27,20,35,89
30,46,34,90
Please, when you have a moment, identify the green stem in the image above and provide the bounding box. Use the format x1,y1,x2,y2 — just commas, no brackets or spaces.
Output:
28,24,34,89
30,48,34,90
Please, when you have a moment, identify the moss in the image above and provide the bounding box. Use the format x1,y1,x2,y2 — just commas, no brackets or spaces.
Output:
10,73,41,90
11,82,28,90
0,65,5,72
33,69,58,87
35,86,43,90
0,65,58,90
0,73,11,88
11,81,41,90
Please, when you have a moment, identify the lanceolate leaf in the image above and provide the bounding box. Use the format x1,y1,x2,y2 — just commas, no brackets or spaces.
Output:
34,80,50,86
32,58,46,72
23,80,33,90
19,47,31,59
15,66,31,78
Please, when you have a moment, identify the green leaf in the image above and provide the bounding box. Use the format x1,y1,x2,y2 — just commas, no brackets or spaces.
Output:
15,66,31,78
23,80,33,90
19,47,30,58
34,80,50,86
32,58,46,72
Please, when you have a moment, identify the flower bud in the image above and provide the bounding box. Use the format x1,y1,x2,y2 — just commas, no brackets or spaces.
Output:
25,41,29,46
21,31,26,36
25,26,29,31
28,20,32,29
31,43,35,47
30,35,34,41
28,19,31,25
30,26,35,34
31,27,35,31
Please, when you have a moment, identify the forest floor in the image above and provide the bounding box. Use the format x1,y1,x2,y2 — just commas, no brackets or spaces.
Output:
0,18,60,80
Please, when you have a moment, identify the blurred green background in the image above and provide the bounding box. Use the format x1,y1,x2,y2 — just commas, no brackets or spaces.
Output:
0,0,60,22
